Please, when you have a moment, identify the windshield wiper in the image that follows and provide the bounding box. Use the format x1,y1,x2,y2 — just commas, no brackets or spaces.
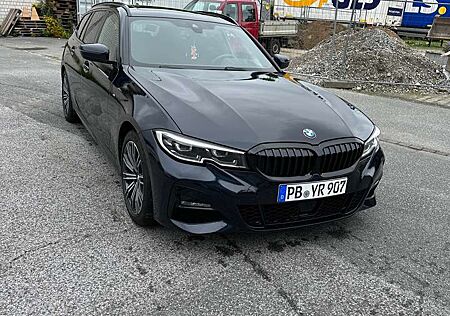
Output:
155,65,248,71
250,71,276,76
222,66,250,71
153,65,273,72
157,65,185,69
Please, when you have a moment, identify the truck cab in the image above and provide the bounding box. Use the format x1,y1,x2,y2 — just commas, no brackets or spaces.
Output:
185,0,259,39
185,0,298,55
185,0,260,39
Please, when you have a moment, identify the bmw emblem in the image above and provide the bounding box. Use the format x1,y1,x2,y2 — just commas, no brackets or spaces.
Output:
303,129,316,139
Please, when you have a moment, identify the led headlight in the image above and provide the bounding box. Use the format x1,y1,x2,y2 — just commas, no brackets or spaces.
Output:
362,126,380,157
154,130,247,168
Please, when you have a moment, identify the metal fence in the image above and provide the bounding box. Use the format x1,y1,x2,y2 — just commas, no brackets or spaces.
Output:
275,0,449,23
273,0,403,26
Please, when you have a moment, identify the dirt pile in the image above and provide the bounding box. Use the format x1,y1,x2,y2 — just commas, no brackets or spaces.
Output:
288,27,448,93
294,21,347,50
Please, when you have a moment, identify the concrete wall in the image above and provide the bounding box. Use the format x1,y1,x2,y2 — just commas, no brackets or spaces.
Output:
0,0,35,24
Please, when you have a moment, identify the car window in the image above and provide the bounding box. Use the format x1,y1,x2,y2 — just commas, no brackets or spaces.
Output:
241,4,256,22
223,3,238,21
77,13,91,38
130,18,274,71
186,0,222,12
82,11,106,44
97,13,120,61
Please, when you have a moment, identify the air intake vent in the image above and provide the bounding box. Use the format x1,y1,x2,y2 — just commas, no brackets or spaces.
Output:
238,190,367,228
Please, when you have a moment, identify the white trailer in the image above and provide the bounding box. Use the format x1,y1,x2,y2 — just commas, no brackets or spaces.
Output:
272,0,404,26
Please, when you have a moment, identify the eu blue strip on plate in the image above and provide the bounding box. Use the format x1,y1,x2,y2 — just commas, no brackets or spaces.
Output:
277,184,287,203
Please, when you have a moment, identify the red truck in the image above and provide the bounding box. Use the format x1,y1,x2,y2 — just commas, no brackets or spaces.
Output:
184,0,298,55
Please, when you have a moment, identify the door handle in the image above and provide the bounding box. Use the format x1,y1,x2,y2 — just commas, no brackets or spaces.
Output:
69,45,76,56
83,61,90,72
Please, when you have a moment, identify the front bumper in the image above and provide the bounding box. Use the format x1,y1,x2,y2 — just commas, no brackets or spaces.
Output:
143,132,385,234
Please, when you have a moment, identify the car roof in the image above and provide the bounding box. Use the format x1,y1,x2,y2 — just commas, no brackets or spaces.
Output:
92,3,237,25
129,7,232,22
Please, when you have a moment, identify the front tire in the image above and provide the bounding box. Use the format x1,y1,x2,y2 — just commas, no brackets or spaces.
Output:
62,71,79,123
121,131,156,227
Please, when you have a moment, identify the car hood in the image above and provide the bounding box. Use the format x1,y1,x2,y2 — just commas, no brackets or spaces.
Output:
130,67,374,150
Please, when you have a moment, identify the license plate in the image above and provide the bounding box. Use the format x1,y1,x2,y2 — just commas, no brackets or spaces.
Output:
277,178,347,203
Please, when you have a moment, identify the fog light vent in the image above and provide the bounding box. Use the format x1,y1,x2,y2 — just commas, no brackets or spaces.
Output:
172,205,224,224
179,201,212,209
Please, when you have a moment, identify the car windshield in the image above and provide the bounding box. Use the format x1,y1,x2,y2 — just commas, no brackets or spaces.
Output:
129,18,275,71
185,0,222,13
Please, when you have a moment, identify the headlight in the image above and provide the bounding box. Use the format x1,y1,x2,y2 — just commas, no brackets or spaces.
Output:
154,130,247,168
362,126,380,157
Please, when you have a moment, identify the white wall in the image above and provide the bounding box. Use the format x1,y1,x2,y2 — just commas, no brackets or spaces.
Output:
76,0,190,22
0,0,35,24
1,0,192,26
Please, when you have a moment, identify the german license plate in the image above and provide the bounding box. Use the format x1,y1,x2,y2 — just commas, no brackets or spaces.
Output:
277,178,347,203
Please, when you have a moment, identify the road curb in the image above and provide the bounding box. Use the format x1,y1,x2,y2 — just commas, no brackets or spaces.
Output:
322,81,357,89
327,86,450,109
381,138,450,157
414,94,450,108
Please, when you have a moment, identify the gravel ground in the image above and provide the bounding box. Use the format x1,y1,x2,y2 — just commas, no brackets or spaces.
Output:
0,37,449,315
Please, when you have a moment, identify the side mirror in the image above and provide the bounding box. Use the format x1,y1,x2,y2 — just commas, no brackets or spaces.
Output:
273,54,290,69
79,43,113,64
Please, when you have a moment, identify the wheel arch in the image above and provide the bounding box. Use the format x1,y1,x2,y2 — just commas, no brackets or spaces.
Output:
118,121,138,159
61,65,66,79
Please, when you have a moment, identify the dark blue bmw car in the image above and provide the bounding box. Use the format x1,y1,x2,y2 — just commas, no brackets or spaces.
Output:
61,2,384,234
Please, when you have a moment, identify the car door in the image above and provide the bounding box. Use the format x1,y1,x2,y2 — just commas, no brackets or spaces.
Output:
64,12,91,112
77,10,108,140
240,2,258,39
91,11,121,151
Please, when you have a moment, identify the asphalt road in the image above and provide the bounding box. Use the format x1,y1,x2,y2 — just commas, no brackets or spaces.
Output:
0,38,449,316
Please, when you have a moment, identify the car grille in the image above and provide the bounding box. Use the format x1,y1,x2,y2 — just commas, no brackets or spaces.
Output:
238,190,366,228
247,142,363,177
248,148,316,177
321,142,363,173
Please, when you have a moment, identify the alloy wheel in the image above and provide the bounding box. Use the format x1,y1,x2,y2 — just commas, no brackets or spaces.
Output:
62,76,70,116
122,141,144,215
